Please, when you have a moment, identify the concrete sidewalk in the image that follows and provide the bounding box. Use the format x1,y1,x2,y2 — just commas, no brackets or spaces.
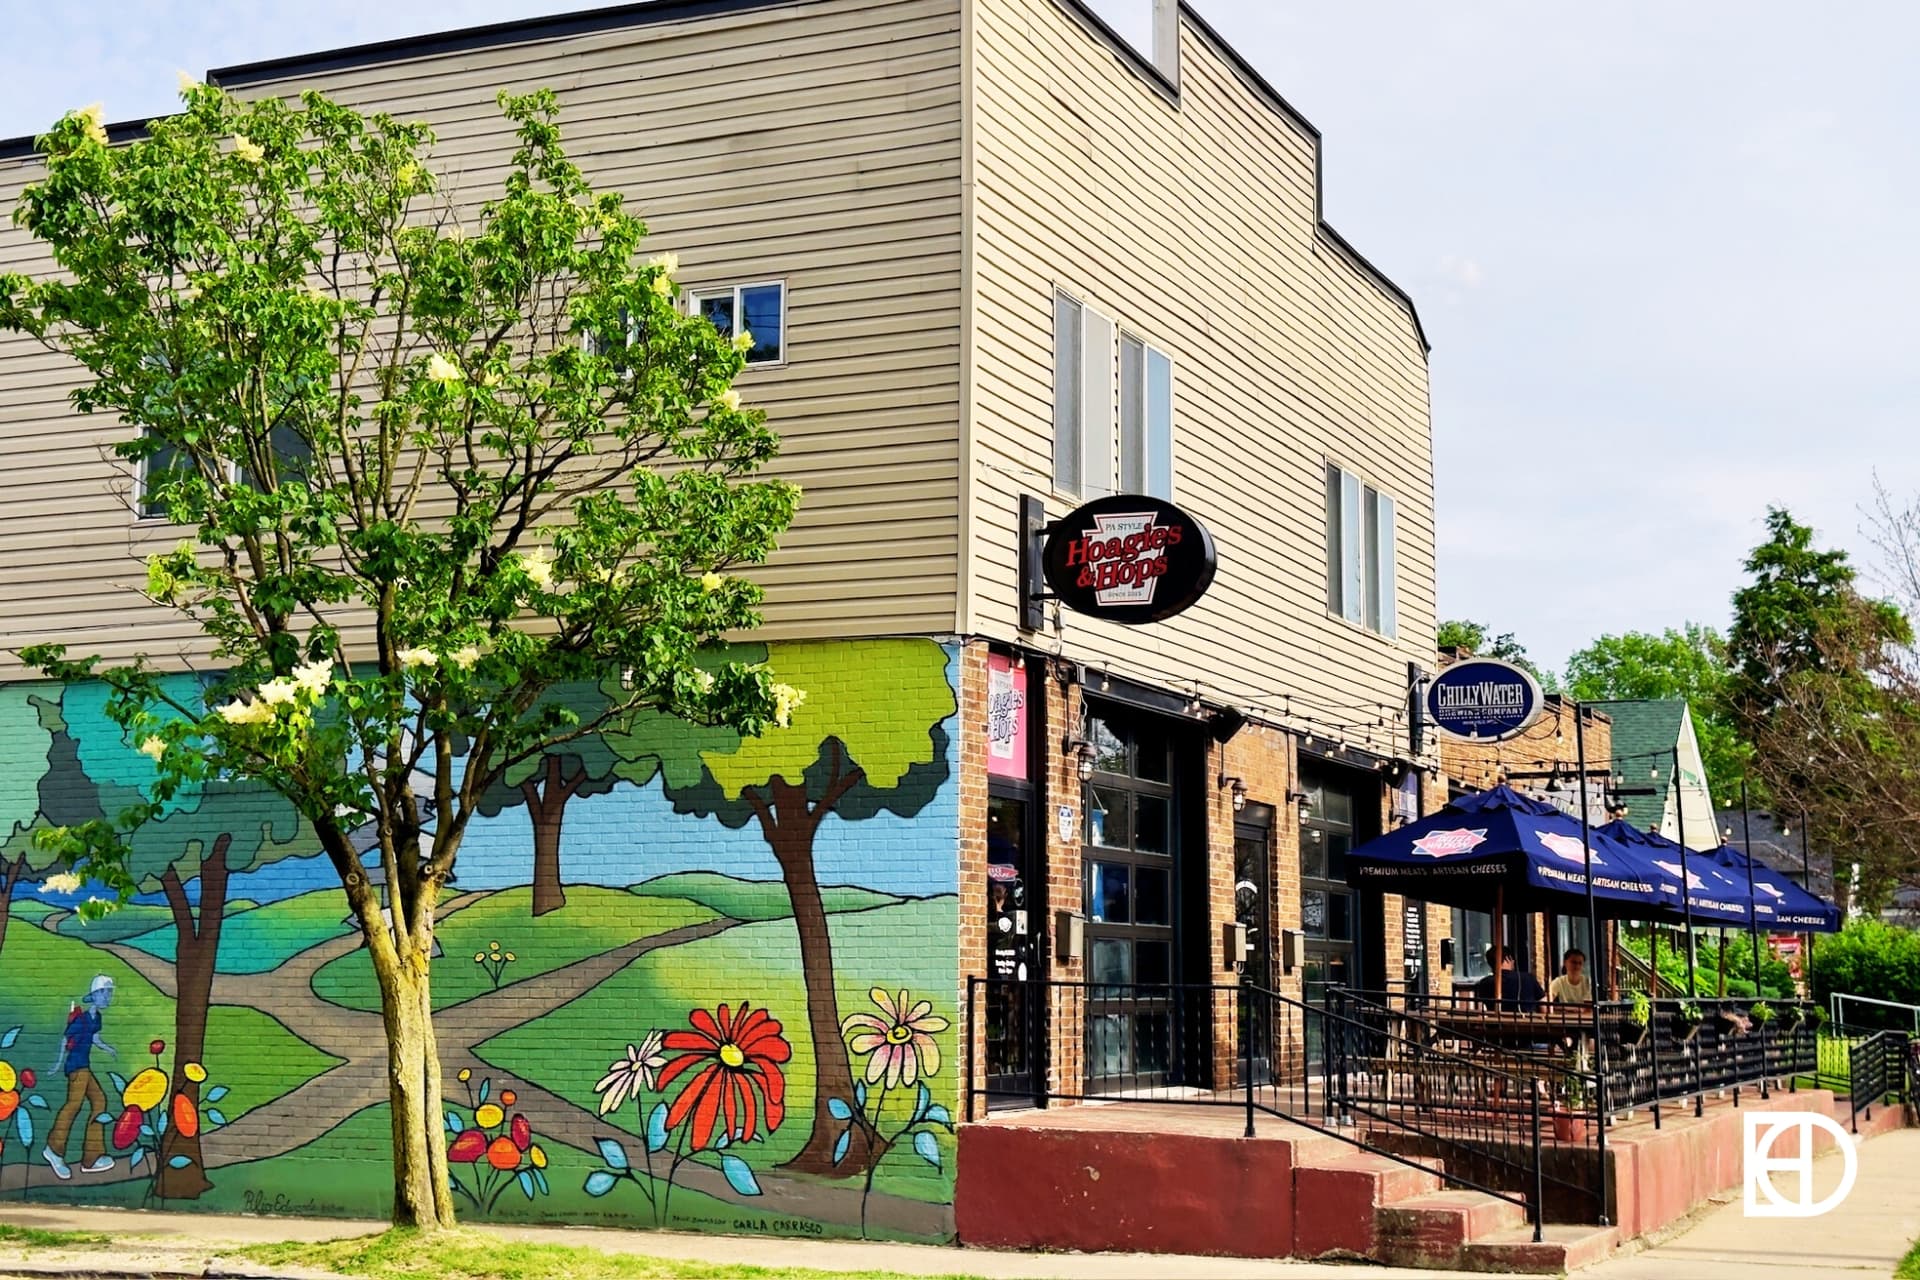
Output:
0,1203,1484,1280
1589,1123,1920,1279
2,1126,1914,1279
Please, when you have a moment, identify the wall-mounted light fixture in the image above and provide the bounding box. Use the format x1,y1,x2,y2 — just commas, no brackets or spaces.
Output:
1064,736,1096,781
1286,788,1311,826
1219,775,1247,812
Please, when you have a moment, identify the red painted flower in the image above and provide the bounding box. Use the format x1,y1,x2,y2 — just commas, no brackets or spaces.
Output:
657,1001,790,1150
149,1040,166,1057
510,1114,531,1152
20,1069,35,1090
448,1128,487,1163
112,1105,144,1150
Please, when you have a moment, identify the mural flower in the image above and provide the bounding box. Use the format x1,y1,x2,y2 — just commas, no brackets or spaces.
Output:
584,1004,792,1224
0,1028,49,1173
843,988,949,1088
444,1072,549,1214
593,1032,667,1116
98,1047,231,1202
830,990,956,1237
658,1002,790,1150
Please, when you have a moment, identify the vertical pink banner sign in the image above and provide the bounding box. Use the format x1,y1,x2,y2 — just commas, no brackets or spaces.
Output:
985,654,1027,780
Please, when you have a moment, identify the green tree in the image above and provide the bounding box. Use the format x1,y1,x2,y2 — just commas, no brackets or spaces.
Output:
1,86,797,1227
1726,508,1908,723
475,683,619,917
1726,509,1916,905
1436,618,1557,689
1563,625,1749,790
603,639,955,1175
1809,919,1920,1028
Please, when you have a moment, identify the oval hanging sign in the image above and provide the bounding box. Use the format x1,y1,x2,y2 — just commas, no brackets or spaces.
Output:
1041,494,1217,625
1425,658,1543,742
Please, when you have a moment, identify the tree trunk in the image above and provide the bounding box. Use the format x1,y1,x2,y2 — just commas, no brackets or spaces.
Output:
0,855,21,960
762,787,878,1175
525,755,580,918
369,919,456,1228
155,838,229,1200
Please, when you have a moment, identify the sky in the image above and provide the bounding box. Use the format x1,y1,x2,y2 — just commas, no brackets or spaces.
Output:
5,1,1916,671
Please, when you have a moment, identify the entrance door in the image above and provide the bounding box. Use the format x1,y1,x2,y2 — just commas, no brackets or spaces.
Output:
1082,706,1178,1091
1235,805,1274,1084
984,790,1040,1106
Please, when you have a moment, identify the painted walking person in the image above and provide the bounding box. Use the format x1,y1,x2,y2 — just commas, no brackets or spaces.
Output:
44,975,118,1179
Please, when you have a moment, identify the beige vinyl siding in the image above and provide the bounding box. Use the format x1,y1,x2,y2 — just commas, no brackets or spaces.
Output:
0,0,964,674
966,0,1436,747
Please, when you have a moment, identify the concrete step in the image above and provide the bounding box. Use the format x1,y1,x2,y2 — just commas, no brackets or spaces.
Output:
1292,1152,1446,1258
1376,1189,1531,1268
1460,1224,1621,1274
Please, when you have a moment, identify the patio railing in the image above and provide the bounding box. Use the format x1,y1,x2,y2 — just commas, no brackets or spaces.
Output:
1846,1029,1912,1132
963,976,1550,1238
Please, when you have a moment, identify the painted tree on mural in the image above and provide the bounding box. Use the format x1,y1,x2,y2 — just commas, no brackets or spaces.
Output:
474,683,619,917
123,780,314,1197
604,639,955,1174
1,85,798,1227
0,689,61,958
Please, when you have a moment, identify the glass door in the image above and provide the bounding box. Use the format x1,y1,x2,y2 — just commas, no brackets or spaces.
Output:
1082,705,1178,1092
984,791,1039,1106
1234,806,1274,1085
1301,773,1356,1070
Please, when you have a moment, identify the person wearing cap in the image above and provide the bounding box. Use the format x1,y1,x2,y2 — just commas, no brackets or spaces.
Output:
45,975,117,1179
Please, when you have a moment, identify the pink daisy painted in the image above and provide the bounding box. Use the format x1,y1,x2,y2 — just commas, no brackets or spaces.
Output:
842,987,950,1087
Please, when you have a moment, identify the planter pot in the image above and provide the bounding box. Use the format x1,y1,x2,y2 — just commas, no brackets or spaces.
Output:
1552,1111,1589,1143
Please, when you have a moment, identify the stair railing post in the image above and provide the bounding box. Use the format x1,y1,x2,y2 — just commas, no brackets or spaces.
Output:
1244,981,1256,1138
1530,1088,1545,1244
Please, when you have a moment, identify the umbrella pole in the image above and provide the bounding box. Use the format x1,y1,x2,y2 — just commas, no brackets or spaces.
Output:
1741,781,1763,996
1674,747,1698,998
1576,707,1611,1226
1495,883,1504,974
1650,920,1659,996
1800,806,1814,996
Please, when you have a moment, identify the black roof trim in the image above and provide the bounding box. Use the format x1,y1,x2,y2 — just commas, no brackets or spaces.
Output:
0,115,155,163
208,0,803,88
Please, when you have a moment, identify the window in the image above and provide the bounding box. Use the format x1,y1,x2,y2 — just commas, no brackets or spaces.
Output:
1325,463,1397,637
1051,292,1115,497
1119,334,1173,500
1451,909,1494,984
689,281,785,365
139,424,313,521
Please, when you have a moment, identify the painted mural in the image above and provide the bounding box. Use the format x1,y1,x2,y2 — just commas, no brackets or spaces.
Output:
0,638,961,1240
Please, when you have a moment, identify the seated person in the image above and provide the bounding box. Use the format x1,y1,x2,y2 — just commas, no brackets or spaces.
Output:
1471,945,1545,1012
1549,947,1594,1004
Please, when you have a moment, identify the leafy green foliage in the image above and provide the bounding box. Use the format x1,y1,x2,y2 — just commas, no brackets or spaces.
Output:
0,82,797,914
1435,619,1557,690
1809,919,1920,1027
1726,509,1918,908
1563,624,1749,793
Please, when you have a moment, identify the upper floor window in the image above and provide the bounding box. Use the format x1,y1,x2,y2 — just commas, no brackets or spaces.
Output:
139,424,313,521
690,281,785,366
1325,463,1397,637
1053,292,1172,500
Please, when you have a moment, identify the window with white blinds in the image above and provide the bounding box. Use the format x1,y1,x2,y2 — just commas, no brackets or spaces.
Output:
1053,292,1172,500
1326,463,1397,637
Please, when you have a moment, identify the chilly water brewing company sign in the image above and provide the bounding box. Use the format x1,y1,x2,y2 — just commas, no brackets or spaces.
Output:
1040,495,1217,625
1424,658,1544,742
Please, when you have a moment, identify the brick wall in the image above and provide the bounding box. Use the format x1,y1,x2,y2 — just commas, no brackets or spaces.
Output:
0,639,965,1242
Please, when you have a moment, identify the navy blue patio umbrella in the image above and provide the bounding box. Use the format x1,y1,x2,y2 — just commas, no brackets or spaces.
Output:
1344,786,1680,917
1594,821,1753,926
1709,844,1843,933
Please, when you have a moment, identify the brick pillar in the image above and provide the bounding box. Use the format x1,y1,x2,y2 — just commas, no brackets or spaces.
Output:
957,643,990,1116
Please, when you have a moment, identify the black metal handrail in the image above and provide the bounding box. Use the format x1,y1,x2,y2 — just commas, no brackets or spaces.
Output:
1847,1029,1910,1132
1594,997,1820,1122
1323,987,1599,1226
962,976,1549,1239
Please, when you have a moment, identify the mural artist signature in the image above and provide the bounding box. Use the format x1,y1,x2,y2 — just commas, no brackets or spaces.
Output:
242,1190,347,1217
